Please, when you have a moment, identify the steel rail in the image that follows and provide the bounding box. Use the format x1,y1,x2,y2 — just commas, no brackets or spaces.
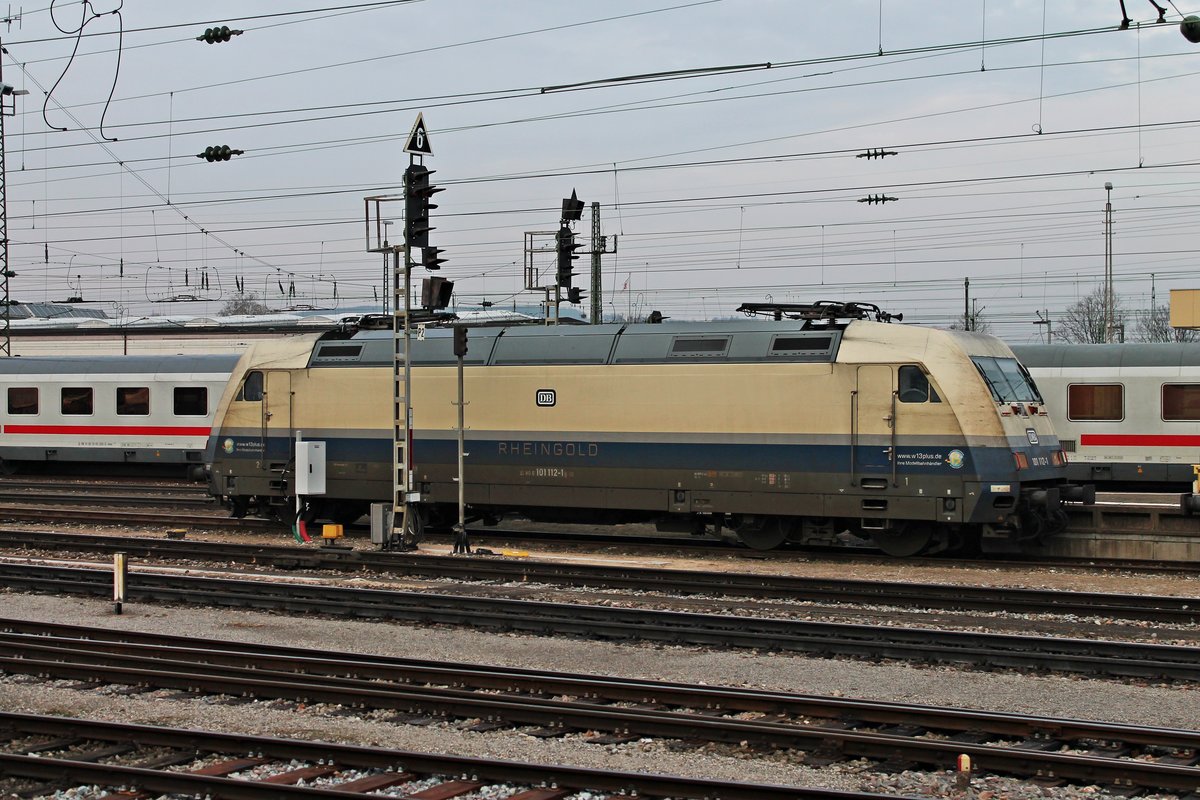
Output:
0,505,275,529
0,712,831,800
457,526,1200,573
3,562,1200,680
0,477,209,492
2,530,1197,623
0,620,1192,746
0,489,213,507
2,624,1199,790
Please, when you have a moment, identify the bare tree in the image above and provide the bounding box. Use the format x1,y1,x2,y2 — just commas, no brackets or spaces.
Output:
1058,287,1126,343
947,305,992,334
1133,303,1199,343
219,293,271,316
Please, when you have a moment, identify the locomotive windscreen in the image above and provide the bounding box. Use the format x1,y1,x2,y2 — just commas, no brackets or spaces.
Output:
971,356,1043,403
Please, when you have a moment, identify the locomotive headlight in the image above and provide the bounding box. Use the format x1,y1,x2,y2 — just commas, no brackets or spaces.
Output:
1012,452,1029,470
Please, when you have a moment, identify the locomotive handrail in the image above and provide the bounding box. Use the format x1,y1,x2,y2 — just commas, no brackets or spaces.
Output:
849,388,858,485
889,389,898,488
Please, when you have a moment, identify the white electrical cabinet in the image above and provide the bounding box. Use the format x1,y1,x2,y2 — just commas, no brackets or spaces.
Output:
295,441,327,495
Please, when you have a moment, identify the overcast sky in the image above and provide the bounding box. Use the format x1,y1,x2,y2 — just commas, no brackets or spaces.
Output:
2,0,1198,338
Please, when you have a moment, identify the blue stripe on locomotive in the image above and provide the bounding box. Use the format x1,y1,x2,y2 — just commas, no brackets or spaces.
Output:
217,432,1061,482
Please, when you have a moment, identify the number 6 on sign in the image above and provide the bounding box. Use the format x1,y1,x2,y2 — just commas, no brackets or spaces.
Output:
404,113,434,156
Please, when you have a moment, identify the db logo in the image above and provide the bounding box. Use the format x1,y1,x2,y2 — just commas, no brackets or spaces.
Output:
536,389,556,407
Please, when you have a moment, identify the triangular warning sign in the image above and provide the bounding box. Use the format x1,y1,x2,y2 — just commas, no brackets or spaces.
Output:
404,113,433,155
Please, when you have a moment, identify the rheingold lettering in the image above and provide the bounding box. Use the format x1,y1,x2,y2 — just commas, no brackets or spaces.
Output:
497,441,599,457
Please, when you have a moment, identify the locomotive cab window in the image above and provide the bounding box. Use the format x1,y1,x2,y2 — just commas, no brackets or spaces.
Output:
236,371,264,402
898,365,940,403
1067,383,1123,421
117,387,150,416
7,387,37,415
1162,384,1200,421
174,386,208,416
971,356,1042,403
61,387,93,416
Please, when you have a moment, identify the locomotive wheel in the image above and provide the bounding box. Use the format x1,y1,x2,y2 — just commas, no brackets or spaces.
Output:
229,496,250,519
735,517,790,551
872,522,934,557
328,501,369,525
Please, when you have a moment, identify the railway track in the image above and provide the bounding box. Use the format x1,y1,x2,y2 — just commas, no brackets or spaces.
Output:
0,712,823,800
4,561,1200,681
0,474,1193,568
4,619,1200,793
3,529,1199,624
0,476,210,496
0,504,277,529
459,525,1200,574
0,488,214,507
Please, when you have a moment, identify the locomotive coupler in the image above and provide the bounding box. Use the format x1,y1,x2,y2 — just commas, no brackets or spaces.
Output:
1059,484,1096,505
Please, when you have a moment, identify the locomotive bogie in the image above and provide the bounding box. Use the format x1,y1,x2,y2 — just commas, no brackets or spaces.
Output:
207,318,1084,555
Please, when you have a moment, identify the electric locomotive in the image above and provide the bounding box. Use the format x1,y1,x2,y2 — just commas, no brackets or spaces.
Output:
206,302,1092,555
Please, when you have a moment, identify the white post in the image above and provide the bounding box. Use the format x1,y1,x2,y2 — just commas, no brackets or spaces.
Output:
112,553,127,614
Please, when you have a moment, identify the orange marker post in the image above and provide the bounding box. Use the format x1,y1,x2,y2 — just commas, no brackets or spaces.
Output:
955,753,972,797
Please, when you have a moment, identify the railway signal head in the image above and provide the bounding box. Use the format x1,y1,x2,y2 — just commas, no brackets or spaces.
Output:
555,225,580,288
1184,15,1200,43
561,189,585,222
453,327,468,357
405,164,444,248
567,286,584,305
420,246,446,271
420,275,454,309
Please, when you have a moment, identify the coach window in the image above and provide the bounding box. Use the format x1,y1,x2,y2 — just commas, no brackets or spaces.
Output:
236,371,264,402
1067,384,1123,421
1163,384,1200,421
117,387,150,416
7,387,37,415
174,386,208,416
898,365,940,403
61,387,93,416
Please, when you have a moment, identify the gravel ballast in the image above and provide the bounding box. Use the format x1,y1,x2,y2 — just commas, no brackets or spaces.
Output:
2,590,1198,798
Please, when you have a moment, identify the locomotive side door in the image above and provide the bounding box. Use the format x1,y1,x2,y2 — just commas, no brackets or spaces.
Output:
853,365,896,482
262,370,294,465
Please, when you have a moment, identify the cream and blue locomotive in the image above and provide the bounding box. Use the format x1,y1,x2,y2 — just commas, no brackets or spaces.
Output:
206,303,1090,555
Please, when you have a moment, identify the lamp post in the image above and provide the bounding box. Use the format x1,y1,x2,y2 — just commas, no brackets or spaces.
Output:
381,220,393,313
1103,182,1115,343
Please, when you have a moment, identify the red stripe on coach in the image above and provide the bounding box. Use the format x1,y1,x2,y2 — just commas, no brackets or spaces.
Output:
2,425,212,436
1080,434,1200,447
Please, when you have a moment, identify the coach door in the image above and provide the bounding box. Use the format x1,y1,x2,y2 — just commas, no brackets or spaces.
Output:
261,371,294,463
852,365,896,485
